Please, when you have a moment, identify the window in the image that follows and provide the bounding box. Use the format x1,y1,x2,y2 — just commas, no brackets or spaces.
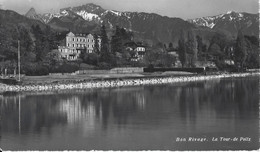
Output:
73,38,75,41
73,44,75,47
92,40,94,42
88,44,89,48
88,39,90,42
67,43,70,47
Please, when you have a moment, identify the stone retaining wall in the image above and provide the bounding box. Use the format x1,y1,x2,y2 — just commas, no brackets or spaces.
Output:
50,67,145,76
110,67,144,74
0,72,259,92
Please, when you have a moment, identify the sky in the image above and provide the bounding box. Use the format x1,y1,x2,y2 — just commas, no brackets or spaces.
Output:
0,0,258,19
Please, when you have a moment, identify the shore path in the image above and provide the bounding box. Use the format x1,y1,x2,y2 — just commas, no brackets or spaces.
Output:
0,72,259,92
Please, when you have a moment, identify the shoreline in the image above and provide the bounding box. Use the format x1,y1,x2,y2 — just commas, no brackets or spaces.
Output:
0,72,259,93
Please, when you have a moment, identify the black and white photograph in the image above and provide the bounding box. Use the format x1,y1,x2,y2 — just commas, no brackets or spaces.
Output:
0,0,259,151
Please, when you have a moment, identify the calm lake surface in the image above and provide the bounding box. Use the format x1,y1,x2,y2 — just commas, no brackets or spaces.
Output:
0,76,259,150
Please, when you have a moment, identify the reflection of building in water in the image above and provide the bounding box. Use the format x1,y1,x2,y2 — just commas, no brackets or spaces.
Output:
112,87,147,110
57,96,97,125
203,79,220,89
134,92,146,110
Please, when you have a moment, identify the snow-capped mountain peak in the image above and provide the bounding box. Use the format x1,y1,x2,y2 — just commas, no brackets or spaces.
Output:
187,11,257,29
108,10,122,16
226,10,235,14
76,10,100,21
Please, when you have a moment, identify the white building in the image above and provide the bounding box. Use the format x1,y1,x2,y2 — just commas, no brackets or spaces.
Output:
58,32,101,61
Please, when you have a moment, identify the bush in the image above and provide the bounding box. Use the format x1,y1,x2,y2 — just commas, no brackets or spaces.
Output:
24,64,49,76
98,62,111,69
53,63,80,73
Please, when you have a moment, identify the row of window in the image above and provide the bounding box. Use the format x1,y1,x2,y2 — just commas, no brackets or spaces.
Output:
62,55,77,60
87,49,93,53
59,48,95,54
60,49,80,54
68,37,95,43
136,47,145,51
67,43,94,48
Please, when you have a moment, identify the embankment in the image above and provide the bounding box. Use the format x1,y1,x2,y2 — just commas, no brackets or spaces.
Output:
0,72,259,92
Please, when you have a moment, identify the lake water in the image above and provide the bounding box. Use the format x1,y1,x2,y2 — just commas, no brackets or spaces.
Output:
0,76,259,150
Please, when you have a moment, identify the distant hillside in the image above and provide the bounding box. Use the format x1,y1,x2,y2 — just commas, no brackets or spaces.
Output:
0,9,58,64
0,9,49,47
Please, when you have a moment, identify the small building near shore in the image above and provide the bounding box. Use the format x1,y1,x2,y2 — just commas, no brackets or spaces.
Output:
124,42,147,61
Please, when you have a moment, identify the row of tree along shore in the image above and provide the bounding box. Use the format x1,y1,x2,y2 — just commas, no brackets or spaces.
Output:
0,72,259,92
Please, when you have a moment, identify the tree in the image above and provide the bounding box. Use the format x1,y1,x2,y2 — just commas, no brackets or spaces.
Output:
42,50,61,71
185,30,198,67
83,53,99,66
169,42,173,49
32,25,46,61
93,34,100,54
196,35,204,60
144,49,159,66
159,53,176,67
144,47,175,67
234,30,247,71
111,26,123,54
178,30,187,67
244,35,259,69
100,25,110,63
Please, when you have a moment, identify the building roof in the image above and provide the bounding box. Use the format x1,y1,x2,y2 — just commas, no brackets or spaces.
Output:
75,33,91,37
66,32,95,38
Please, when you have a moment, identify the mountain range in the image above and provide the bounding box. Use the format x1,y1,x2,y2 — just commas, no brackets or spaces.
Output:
188,11,259,38
3,3,259,46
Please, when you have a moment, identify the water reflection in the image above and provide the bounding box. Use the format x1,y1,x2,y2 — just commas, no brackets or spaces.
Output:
0,76,258,150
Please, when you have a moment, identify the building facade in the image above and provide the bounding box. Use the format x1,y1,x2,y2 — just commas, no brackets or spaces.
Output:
124,42,146,61
58,32,101,61
132,45,146,61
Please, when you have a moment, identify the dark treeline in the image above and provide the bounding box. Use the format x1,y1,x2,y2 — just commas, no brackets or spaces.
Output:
177,29,259,71
0,23,80,76
0,23,258,76
79,25,176,69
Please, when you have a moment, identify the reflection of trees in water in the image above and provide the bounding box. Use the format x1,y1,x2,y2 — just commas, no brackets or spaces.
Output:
178,77,259,127
0,95,67,135
233,77,259,118
0,96,20,134
0,77,258,136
